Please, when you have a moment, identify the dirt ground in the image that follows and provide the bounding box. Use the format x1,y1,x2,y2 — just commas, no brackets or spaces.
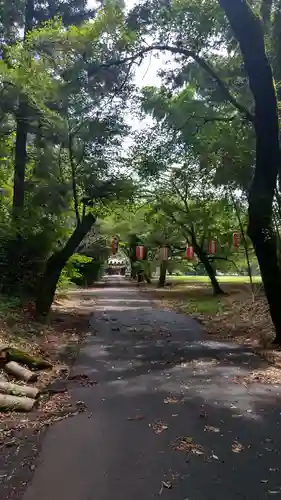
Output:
0,290,96,500
141,281,281,384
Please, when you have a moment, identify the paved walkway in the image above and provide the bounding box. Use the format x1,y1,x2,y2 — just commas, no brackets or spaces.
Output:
24,279,281,500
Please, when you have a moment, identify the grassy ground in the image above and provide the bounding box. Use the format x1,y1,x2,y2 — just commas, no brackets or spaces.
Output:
159,275,262,284
143,279,281,383
144,279,271,346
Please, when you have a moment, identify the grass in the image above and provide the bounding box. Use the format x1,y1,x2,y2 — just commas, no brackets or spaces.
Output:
163,275,262,284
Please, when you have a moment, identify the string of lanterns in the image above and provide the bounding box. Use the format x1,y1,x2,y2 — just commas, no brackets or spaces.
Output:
111,232,242,260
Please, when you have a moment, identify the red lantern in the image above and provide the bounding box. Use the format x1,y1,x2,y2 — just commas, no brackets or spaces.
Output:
111,237,118,255
136,245,145,260
186,245,194,259
160,246,168,261
233,232,241,248
208,240,216,254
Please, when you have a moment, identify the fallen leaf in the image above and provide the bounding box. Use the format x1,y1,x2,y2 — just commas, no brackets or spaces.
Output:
204,425,220,433
261,480,268,484
159,480,173,495
199,411,207,418
193,449,204,456
151,420,168,434
172,437,204,455
162,481,172,489
164,396,180,404
232,441,244,453
212,454,219,460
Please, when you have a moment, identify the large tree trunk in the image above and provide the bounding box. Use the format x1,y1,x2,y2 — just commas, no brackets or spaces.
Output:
13,103,28,213
36,214,96,317
158,261,168,288
12,0,34,215
220,0,281,343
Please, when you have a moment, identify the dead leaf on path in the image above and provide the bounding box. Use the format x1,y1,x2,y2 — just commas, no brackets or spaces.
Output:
163,481,172,489
75,400,87,412
127,415,145,421
193,449,204,456
204,425,220,433
150,420,168,434
69,374,98,387
164,396,181,404
261,480,268,483
159,480,173,495
211,454,219,460
232,441,244,453
172,437,204,455
232,377,248,387
199,411,207,418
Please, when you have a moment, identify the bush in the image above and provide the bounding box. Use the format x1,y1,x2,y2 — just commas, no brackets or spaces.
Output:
58,254,104,288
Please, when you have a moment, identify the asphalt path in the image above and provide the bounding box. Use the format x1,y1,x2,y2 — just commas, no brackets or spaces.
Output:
23,278,281,500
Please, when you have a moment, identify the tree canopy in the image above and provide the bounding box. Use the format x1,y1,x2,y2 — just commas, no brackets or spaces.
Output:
1,0,281,341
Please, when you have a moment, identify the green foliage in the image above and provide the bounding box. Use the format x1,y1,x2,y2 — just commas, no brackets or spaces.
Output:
0,0,277,309
58,253,93,288
0,294,21,315
0,2,138,303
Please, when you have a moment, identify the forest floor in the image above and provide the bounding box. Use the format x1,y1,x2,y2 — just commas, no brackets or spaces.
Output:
142,280,281,384
0,290,95,500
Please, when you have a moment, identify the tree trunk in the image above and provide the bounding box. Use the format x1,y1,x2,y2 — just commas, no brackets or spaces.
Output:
12,0,34,216
137,271,144,283
198,250,225,295
158,261,168,287
220,0,281,343
144,273,151,284
131,262,137,279
13,103,28,214
189,227,224,295
36,213,96,317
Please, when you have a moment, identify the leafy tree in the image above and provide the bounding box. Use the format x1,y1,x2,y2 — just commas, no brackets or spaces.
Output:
119,0,281,342
0,5,138,314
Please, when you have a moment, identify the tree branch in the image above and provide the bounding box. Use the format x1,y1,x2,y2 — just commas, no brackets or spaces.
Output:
88,45,254,123
68,131,80,225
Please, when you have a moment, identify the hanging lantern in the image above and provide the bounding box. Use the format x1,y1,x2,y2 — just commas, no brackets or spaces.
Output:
160,246,169,261
208,240,216,255
111,237,119,255
233,232,241,248
136,245,145,260
186,245,194,259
